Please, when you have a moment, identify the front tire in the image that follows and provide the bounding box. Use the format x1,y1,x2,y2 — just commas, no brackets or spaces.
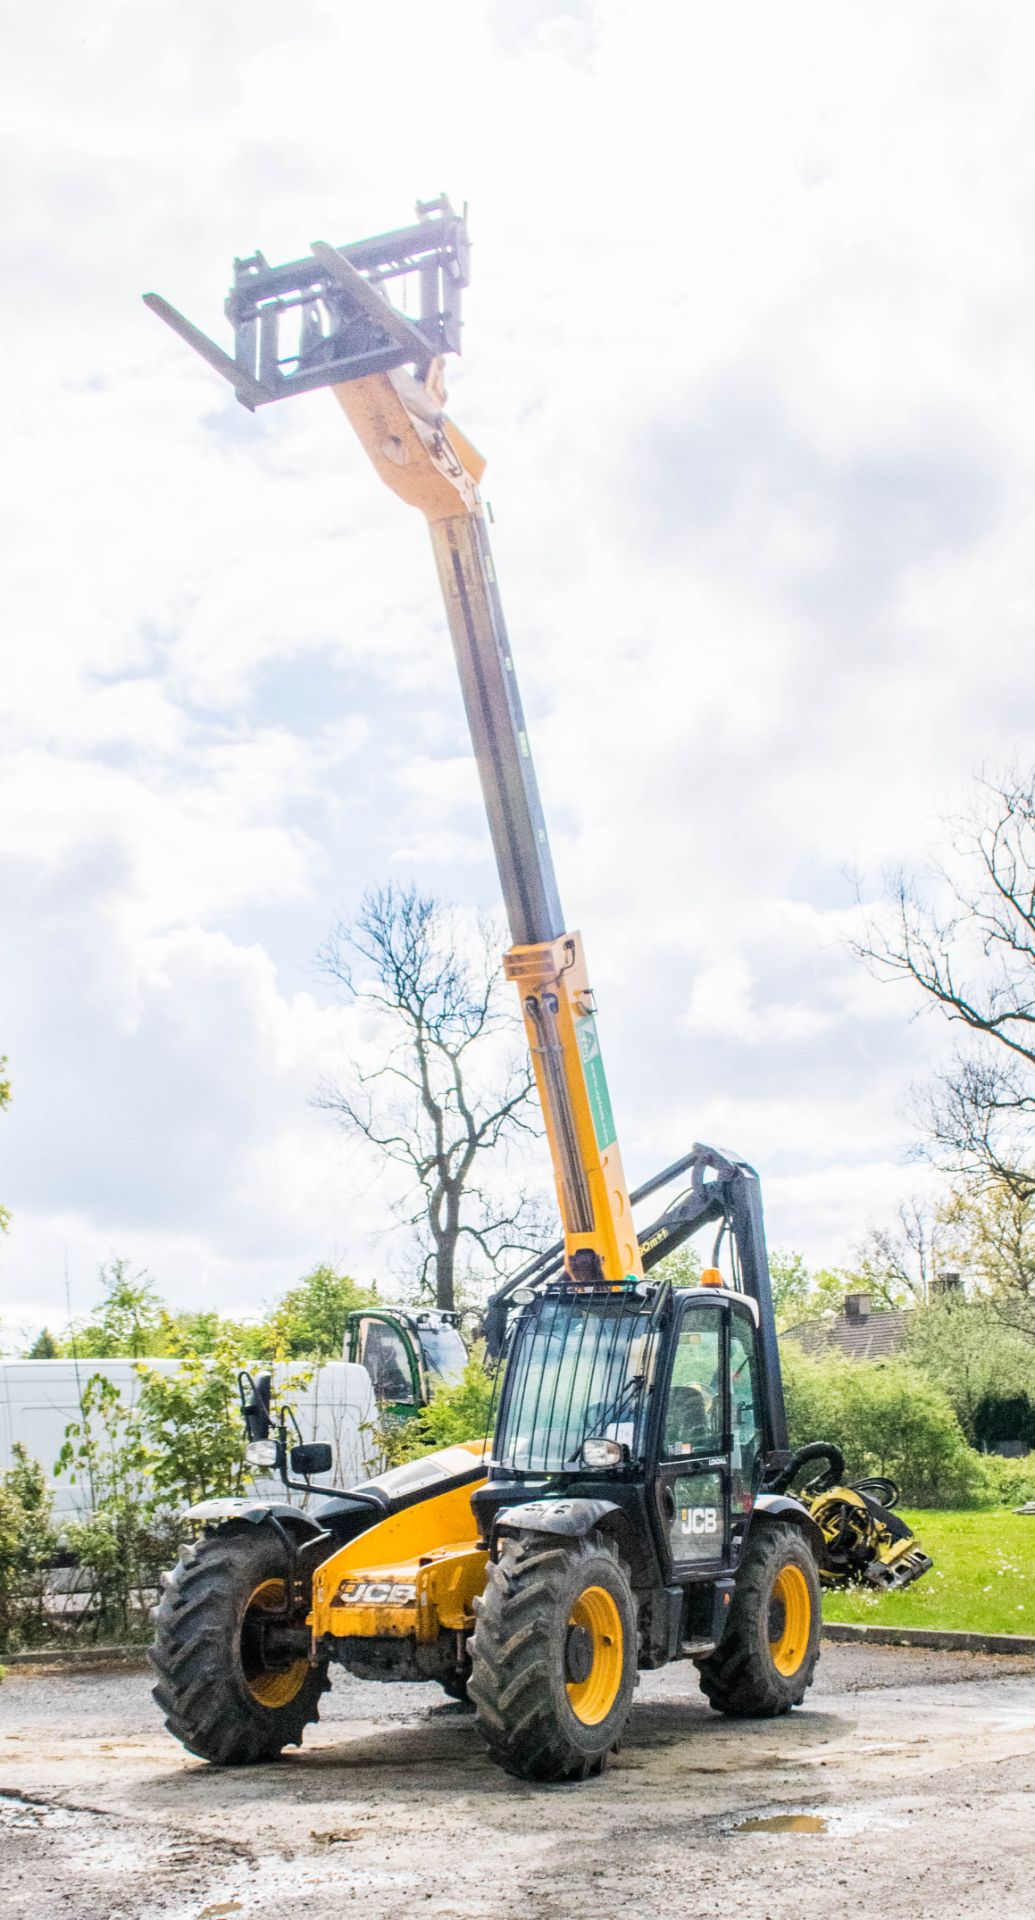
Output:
696,1521,821,1718
469,1533,637,1782
151,1525,329,1764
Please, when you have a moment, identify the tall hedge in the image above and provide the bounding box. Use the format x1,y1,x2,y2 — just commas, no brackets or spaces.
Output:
780,1344,986,1506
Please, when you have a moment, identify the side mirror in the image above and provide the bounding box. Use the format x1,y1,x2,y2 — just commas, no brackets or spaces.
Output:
290,1441,332,1478
239,1370,272,1442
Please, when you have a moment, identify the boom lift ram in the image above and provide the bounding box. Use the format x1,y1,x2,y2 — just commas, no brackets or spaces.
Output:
147,201,930,1782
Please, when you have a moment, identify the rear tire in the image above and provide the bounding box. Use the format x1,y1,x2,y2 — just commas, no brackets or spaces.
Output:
696,1521,821,1718
151,1525,329,1764
469,1533,637,1782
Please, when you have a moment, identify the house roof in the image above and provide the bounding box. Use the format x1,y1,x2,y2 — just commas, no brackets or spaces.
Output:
783,1306,912,1361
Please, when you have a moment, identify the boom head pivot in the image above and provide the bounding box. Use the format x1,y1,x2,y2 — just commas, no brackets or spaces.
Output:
144,195,470,411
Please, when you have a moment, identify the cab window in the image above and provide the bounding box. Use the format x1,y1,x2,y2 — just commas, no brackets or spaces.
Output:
729,1309,764,1506
662,1306,723,1457
360,1319,415,1404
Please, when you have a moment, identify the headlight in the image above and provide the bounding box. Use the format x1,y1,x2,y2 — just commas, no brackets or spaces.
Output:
581,1438,622,1469
245,1439,279,1468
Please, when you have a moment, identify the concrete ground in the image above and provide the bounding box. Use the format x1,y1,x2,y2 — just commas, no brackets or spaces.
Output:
1,1645,1034,1920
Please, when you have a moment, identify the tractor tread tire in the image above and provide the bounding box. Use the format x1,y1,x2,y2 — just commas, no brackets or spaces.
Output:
150,1525,328,1765
469,1532,637,1783
695,1520,821,1719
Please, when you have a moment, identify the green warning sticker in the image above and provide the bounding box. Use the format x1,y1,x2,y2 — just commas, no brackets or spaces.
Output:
575,1013,617,1154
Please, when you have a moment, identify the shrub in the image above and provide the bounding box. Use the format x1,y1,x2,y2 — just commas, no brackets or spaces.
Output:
56,1374,177,1638
973,1391,1035,1452
973,1452,1035,1509
0,1445,58,1651
781,1345,986,1506
385,1351,497,1464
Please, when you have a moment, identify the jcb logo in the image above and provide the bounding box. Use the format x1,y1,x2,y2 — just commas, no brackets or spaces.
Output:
332,1580,417,1608
679,1507,719,1537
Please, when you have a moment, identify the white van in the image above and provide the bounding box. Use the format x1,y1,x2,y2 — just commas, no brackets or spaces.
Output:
0,1359,377,1522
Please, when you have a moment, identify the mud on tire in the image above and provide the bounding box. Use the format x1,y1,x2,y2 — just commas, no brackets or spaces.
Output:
151,1524,328,1765
695,1520,821,1718
469,1532,637,1782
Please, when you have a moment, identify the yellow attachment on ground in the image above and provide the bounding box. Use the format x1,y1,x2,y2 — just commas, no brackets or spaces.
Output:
808,1485,921,1587
504,931,642,1281
768,1563,812,1677
566,1584,624,1726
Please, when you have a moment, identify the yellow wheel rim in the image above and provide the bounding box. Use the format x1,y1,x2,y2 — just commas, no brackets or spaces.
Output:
565,1585,623,1726
768,1564,812,1677
241,1578,308,1709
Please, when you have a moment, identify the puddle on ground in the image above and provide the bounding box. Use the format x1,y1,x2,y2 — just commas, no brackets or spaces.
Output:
735,1813,828,1834
721,1803,909,1838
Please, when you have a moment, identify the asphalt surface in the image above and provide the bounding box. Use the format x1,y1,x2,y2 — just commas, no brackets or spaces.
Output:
2,1644,1034,1919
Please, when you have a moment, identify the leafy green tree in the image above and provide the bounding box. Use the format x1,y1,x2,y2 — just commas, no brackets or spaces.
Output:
906,1292,1033,1443
939,1178,1035,1339
27,1328,59,1359
164,1307,259,1356
651,1245,701,1289
259,1263,373,1360
768,1249,812,1326
135,1329,252,1509
70,1259,166,1357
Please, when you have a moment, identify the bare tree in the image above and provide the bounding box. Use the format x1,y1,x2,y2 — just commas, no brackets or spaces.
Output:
854,1195,949,1308
938,1179,1035,1341
316,885,544,1311
854,770,1035,1201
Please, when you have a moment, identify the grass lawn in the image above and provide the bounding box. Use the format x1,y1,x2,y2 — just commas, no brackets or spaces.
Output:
821,1508,1035,1636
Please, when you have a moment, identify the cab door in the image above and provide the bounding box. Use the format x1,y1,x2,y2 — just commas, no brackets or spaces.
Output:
654,1301,730,1578
356,1315,420,1417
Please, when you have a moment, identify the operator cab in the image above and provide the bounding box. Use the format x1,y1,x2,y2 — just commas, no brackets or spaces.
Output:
483,1281,771,1593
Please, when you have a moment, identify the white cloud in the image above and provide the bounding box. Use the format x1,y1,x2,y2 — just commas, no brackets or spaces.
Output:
3,0,1034,1332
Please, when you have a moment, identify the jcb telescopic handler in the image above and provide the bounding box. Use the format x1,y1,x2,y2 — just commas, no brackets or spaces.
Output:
147,201,930,1783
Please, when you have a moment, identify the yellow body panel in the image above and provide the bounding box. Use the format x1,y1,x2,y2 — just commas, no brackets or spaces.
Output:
310,1443,489,1645
312,1545,489,1645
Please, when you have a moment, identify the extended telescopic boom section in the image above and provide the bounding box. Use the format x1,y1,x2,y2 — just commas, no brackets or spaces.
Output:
146,199,642,1287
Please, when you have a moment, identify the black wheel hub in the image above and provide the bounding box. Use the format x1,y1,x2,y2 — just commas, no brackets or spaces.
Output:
564,1623,594,1685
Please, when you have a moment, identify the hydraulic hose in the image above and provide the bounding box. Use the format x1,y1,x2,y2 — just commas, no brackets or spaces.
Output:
766,1440,845,1496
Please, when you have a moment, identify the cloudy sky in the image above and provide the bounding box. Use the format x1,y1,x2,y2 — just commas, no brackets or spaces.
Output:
3,1,1034,1338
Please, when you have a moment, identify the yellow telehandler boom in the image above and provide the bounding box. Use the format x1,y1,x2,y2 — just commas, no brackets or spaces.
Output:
147,198,640,1292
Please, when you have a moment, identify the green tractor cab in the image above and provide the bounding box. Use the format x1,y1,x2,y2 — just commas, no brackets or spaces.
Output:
346,1307,468,1420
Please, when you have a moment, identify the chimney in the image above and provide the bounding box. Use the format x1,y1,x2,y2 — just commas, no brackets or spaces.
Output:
932,1269,963,1297
844,1293,871,1322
